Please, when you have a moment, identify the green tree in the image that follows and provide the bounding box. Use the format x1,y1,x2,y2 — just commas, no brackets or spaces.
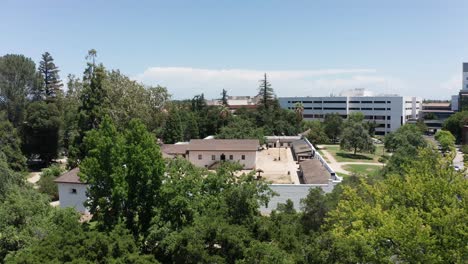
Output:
0,186,54,261
256,73,276,109
146,85,171,132
105,70,153,129
21,101,61,163
216,116,265,143
70,50,108,165
0,54,36,125
191,93,207,112
0,152,24,198
300,188,329,233
79,116,124,229
294,102,304,122
365,120,377,137
37,165,64,201
182,111,200,140
435,130,456,153
238,240,295,264
443,110,468,142
384,124,427,152
383,124,428,175
148,161,275,262
303,120,329,146
340,122,375,155
220,88,229,106
0,112,26,171
323,113,343,142
34,52,63,100
424,112,437,120
62,74,82,154
6,216,158,264
80,117,165,237
320,149,468,263
416,119,428,133
347,112,364,123
162,107,183,144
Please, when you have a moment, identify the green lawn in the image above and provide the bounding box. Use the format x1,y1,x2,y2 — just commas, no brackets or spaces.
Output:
322,144,385,163
342,164,382,177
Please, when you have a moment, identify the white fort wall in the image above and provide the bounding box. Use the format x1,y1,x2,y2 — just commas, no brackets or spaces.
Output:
188,150,256,169
57,182,88,213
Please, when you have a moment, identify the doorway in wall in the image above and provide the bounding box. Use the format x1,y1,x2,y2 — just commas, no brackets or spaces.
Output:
220,153,226,161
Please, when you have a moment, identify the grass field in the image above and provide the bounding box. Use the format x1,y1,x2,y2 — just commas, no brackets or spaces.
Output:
342,164,382,177
321,144,384,163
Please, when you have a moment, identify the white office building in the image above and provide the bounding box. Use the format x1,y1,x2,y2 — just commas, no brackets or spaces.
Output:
279,90,421,135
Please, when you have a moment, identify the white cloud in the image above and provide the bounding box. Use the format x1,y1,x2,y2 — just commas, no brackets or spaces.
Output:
133,67,406,99
440,73,461,91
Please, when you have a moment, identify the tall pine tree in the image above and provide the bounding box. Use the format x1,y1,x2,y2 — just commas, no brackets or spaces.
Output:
220,89,229,106
36,52,63,100
69,50,107,166
256,73,275,109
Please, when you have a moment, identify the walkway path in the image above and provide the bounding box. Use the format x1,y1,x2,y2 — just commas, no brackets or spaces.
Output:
27,171,41,189
317,145,383,175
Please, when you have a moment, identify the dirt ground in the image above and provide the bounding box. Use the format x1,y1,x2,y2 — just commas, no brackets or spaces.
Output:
255,147,300,184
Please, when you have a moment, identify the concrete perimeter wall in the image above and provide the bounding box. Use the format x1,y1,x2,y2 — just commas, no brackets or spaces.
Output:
260,183,339,213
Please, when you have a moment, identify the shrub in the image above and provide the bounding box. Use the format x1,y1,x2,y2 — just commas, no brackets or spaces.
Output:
37,165,64,201
461,145,468,154
378,154,390,163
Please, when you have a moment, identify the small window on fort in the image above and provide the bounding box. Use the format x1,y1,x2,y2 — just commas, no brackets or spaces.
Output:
70,188,77,194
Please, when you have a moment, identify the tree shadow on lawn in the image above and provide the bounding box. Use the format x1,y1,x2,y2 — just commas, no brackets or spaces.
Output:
336,152,373,160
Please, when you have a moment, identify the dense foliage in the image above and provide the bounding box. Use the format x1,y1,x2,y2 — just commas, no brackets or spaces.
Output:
0,51,466,263
443,110,468,142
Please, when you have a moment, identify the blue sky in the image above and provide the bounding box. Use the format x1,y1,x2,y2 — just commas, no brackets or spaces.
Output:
1,0,468,99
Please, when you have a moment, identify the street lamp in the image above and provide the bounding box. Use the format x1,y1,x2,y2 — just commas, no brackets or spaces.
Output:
278,132,285,161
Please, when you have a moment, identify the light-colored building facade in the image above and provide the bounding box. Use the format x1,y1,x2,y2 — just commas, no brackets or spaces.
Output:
206,95,259,111
187,139,258,169
54,168,88,213
279,94,421,135
451,63,468,111
463,63,468,91
265,135,302,148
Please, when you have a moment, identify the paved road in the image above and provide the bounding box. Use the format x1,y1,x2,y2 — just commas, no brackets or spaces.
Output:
317,145,383,175
453,145,464,169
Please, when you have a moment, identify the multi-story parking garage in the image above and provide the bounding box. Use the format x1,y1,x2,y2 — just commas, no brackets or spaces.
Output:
279,91,421,135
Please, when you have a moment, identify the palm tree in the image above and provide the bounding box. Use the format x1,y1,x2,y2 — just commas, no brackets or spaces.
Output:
219,105,230,127
294,102,304,121
219,105,230,119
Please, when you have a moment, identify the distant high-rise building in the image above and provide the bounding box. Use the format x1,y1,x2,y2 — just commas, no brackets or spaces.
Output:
463,63,468,90
458,63,468,111
279,89,421,135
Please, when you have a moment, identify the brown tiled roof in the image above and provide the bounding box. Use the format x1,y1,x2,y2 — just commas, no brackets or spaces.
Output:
161,144,189,155
54,168,85,184
188,139,259,151
292,140,312,154
300,159,330,184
